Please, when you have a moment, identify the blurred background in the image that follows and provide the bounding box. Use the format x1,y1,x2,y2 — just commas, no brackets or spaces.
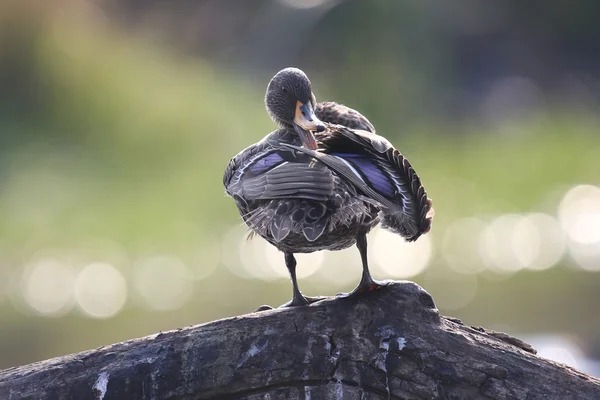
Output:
1,0,600,375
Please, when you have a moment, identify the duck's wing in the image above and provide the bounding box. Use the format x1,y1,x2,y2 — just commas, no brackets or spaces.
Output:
316,102,376,133
236,158,336,243
239,161,334,202
225,130,341,243
283,127,433,241
224,144,334,202
225,147,341,243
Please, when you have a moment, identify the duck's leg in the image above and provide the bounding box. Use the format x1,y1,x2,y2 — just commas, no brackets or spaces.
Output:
342,233,390,297
280,252,324,308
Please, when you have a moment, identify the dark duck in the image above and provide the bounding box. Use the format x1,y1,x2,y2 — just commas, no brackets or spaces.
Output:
223,67,434,307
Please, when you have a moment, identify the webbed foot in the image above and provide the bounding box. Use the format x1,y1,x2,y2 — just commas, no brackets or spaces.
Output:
279,294,326,308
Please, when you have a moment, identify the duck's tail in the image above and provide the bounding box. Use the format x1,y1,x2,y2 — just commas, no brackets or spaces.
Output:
380,198,434,242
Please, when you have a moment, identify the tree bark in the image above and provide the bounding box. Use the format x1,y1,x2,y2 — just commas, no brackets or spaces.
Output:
0,281,598,400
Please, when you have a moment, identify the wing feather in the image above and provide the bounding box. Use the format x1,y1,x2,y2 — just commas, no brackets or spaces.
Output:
283,126,433,241
241,163,334,202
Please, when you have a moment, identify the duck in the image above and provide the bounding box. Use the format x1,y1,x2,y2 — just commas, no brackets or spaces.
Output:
223,67,433,307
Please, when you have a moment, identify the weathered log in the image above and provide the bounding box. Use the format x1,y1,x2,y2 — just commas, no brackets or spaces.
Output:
1,281,599,399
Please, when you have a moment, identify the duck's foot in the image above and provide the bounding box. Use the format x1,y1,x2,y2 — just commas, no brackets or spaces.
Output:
337,279,394,298
255,295,326,311
279,294,326,308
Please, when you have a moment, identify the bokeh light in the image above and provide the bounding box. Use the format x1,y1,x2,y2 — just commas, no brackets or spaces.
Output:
424,268,478,311
518,213,566,271
559,185,600,245
221,225,254,280
478,213,566,274
223,225,325,281
479,214,526,273
442,218,487,275
265,243,323,280
240,233,286,281
227,225,286,281
74,262,127,319
20,258,75,317
309,249,361,287
372,228,433,279
558,185,600,271
133,255,193,311
189,236,220,281
529,335,584,369
568,241,600,272
70,238,130,272
522,334,600,377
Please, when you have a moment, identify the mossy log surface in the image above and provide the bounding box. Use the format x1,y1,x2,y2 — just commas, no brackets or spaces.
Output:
1,281,599,399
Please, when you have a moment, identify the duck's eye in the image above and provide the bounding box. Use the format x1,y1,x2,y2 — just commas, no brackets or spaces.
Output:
281,87,287,92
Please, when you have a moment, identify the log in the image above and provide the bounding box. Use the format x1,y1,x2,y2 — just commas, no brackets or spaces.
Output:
0,281,599,400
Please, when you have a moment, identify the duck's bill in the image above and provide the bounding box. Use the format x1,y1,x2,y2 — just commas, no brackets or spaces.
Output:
295,127,319,150
294,102,325,133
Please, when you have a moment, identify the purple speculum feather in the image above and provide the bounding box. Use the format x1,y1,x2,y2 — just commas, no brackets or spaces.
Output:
249,152,284,174
331,153,395,198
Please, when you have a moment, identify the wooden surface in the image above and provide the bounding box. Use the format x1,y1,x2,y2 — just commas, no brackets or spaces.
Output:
1,281,599,399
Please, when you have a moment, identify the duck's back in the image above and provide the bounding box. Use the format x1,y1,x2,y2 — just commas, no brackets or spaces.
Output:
316,102,376,133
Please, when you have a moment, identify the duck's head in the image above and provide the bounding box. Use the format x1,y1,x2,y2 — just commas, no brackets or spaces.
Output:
265,67,325,150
